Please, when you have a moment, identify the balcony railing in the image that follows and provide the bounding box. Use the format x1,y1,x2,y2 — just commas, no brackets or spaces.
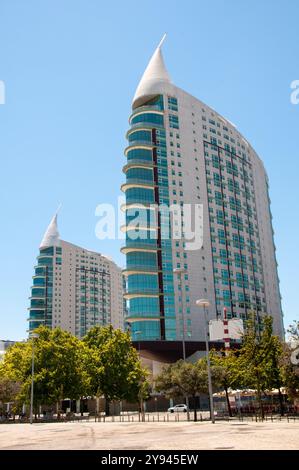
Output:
126,140,154,148
124,178,154,186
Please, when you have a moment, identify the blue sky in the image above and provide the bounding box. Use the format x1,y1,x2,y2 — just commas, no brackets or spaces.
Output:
0,0,298,340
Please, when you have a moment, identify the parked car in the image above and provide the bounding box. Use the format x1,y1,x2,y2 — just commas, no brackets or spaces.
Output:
167,404,188,413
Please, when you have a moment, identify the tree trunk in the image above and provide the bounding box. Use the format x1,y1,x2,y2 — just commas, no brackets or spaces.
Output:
105,397,110,416
193,396,197,422
140,397,145,422
224,385,232,417
256,383,264,419
95,396,100,420
278,388,284,416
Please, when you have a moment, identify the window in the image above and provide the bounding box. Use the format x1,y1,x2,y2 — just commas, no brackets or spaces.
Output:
168,96,178,111
169,114,179,129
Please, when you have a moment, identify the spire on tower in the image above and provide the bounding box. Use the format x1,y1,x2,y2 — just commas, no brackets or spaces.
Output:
39,206,61,248
133,34,172,108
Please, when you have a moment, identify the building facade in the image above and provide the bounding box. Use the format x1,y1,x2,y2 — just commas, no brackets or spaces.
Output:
122,38,284,342
28,214,124,337
0,340,16,361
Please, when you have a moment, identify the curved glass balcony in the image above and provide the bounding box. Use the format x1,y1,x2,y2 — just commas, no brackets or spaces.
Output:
129,320,161,340
126,148,153,162
126,167,153,179
123,292,159,300
128,130,152,143
124,238,157,248
129,111,164,127
121,245,158,255
127,251,157,266
125,315,161,323
125,289,160,297
126,122,163,136
30,299,46,308
125,187,155,205
123,161,154,174
130,105,161,119
28,320,45,330
121,179,154,192
125,141,154,155
122,266,159,275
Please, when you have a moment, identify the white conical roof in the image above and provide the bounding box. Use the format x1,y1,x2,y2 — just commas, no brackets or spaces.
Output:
133,35,172,108
40,211,61,249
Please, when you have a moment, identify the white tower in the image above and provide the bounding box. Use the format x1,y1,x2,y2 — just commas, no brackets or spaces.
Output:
122,38,284,342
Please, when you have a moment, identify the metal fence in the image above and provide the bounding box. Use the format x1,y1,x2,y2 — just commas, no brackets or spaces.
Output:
1,409,299,424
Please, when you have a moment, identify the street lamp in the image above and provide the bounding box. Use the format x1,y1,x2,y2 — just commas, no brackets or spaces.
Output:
196,299,215,424
173,267,190,421
29,333,39,425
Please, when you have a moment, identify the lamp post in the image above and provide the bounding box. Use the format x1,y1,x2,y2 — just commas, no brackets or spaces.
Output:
29,333,39,425
173,267,190,421
196,299,215,424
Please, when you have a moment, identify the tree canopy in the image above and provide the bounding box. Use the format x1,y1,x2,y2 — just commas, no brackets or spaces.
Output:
155,358,222,421
1,326,89,410
83,325,149,408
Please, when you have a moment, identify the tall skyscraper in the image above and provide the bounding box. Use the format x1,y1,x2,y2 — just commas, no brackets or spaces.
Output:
122,37,284,343
28,213,124,337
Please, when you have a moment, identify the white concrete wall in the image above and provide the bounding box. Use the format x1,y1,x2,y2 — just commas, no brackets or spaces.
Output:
153,83,283,340
51,240,124,337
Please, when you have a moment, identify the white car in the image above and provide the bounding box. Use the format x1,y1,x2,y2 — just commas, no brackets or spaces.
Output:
167,404,188,413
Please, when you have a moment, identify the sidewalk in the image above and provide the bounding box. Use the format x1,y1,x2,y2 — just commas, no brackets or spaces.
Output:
0,419,298,450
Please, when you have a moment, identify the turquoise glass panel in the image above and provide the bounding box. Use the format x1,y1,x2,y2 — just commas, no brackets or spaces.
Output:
131,113,164,126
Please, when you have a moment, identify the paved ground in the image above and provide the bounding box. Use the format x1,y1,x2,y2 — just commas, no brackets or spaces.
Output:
0,419,298,450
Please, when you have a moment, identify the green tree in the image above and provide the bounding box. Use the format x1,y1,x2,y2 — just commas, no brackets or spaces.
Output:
236,314,284,417
259,316,284,414
84,325,149,416
0,375,21,415
1,326,89,415
155,359,222,421
210,350,240,417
